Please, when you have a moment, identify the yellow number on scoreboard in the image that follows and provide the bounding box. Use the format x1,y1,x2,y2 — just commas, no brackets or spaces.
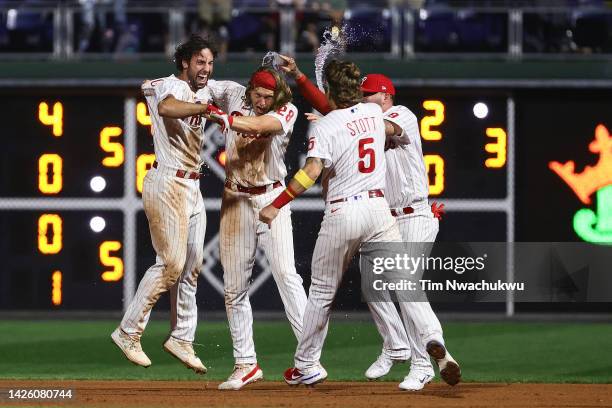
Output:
51,270,62,306
38,101,63,137
100,126,124,167
136,154,156,193
137,102,151,126
424,154,445,195
485,128,507,168
420,100,445,141
38,154,63,194
38,214,62,254
100,241,124,281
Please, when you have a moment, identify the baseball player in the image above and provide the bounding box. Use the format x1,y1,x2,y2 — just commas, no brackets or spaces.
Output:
259,59,408,386
201,67,308,390
111,35,220,375
277,56,460,390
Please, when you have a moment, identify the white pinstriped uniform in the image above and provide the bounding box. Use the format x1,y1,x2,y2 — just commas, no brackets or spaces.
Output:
120,75,208,343
295,102,402,370
368,104,444,374
205,79,307,365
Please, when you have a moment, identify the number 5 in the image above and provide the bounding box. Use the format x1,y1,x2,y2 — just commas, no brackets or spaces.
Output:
358,137,375,173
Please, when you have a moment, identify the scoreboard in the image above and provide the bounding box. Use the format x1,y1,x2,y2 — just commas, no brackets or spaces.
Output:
0,85,610,310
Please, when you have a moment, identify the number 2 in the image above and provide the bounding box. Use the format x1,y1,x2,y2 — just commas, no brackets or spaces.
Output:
276,105,295,122
358,137,375,173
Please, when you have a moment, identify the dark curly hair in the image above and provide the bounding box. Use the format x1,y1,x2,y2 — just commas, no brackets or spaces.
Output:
243,67,293,112
324,60,363,109
174,34,218,71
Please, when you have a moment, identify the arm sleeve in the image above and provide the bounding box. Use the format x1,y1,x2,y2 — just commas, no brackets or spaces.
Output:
265,103,298,134
296,75,332,115
206,80,246,112
152,78,184,102
306,124,333,167
384,106,419,145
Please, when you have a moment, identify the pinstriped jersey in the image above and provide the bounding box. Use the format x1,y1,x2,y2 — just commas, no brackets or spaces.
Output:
203,79,298,187
383,105,429,207
142,75,207,171
307,102,387,202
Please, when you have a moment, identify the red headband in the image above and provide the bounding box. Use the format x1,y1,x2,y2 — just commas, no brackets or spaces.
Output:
250,70,277,91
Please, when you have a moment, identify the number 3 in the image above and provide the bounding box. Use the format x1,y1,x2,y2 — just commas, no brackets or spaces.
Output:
358,137,375,173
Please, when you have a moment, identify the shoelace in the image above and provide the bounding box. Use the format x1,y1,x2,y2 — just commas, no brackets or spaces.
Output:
229,365,252,380
124,335,142,352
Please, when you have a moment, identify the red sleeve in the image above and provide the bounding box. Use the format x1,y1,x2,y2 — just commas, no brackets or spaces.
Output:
295,74,332,115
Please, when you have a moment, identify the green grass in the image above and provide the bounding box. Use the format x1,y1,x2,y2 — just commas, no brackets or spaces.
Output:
0,320,610,383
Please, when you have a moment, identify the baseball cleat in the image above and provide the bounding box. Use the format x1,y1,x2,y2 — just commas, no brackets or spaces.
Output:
365,354,406,380
398,370,435,391
111,327,151,368
163,336,207,374
218,363,263,390
284,365,328,386
426,340,461,386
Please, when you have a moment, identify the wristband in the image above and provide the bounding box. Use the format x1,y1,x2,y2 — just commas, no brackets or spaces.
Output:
293,169,315,189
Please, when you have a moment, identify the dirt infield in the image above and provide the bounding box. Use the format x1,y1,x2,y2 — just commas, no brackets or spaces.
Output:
0,380,610,408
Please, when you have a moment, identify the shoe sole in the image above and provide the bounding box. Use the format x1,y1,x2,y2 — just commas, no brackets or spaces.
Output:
440,361,461,386
285,373,327,387
163,342,207,375
110,332,151,368
426,341,461,386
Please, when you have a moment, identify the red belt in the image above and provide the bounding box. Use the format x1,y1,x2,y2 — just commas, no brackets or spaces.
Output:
225,180,282,195
329,189,384,205
153,161,201,180
390,206,414,217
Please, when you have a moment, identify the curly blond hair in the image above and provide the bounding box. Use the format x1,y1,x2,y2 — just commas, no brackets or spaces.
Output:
324,60,363,108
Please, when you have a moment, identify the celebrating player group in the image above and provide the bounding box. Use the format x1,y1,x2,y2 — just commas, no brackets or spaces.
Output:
110,33,461,392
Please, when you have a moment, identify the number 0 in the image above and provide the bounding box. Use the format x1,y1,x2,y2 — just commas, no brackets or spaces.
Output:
424,155,445,195
38,154,63,194
38,214,62,254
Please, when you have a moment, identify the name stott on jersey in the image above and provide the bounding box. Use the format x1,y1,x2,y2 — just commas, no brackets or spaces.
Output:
383,105,429,207
203,79,298,187
308,102,387,202
142,75,207,170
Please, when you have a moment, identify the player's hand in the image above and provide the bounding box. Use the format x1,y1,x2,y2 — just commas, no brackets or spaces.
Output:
385,138,400,151
305,112,321,122
259,205,280,228
278,54,303,79
431,201,445,220
205,104,232,132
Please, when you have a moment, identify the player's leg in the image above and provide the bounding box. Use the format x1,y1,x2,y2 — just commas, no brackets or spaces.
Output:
256,192,307,340
293,204,362,379
219,189,262,390
397,212,460,387
113,172,190,366
365,302,410,379
119,173,190,337
166,188,207,373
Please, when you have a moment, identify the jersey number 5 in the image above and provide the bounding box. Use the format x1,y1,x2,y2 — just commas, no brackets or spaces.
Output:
358,137,375,173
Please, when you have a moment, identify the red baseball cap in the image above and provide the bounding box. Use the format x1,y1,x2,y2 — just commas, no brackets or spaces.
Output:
361,74,395,95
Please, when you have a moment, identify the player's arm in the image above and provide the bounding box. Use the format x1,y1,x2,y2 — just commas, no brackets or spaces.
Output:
157,95,212,119
229,115,283,134
278,54,332,115
259,157,323,227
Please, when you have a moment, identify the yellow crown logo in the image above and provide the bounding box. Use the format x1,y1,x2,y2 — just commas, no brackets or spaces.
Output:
549,124,612,205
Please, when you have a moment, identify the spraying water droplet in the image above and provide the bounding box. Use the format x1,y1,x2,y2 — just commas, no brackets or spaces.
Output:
314,25,349,91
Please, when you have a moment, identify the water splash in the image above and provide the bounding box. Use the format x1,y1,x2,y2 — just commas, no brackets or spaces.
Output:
261,51,284,72
314,25,349,91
